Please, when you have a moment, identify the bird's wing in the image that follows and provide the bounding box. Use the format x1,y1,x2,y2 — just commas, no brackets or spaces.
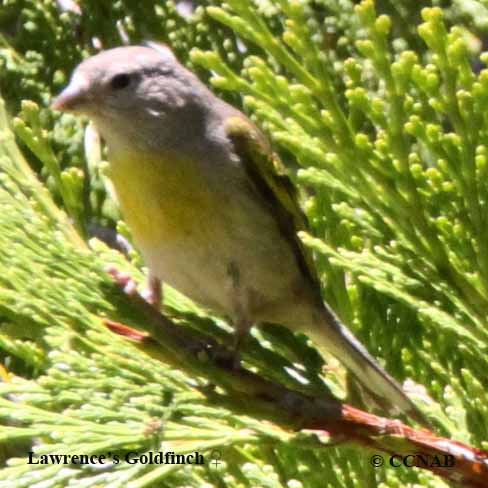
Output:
225,118,430,425
224,115,321,293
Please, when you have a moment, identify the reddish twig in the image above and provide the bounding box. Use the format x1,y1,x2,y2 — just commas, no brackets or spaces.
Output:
310,405,488,488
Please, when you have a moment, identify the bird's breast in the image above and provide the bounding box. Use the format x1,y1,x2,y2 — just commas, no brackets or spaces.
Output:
107,147,239,312
108,149,216,244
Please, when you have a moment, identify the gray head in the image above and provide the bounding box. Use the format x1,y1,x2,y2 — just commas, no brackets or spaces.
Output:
52,44,219,152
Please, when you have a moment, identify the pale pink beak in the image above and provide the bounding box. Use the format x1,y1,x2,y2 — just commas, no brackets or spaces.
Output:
51,77,90,111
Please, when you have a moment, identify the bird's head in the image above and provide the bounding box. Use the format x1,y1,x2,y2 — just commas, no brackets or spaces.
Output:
52,43,210,150
55,43,186,112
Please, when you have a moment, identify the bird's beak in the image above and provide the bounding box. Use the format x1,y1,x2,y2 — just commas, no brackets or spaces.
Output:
51,77,90,111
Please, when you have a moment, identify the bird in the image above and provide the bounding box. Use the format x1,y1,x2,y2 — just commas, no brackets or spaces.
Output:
52,43,426,423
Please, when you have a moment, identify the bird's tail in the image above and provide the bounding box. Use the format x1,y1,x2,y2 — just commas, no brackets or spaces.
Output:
303,304,428,426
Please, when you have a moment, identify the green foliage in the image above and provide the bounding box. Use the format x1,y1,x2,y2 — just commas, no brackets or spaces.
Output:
0,0,487,486
192,0,488,438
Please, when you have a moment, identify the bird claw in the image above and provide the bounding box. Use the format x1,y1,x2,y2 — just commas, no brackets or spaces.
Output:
105,265,161,310
187,338,239,370
105,265,138,295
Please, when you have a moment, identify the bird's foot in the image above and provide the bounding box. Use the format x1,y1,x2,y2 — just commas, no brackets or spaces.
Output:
106,265,138,295
105,265,162,310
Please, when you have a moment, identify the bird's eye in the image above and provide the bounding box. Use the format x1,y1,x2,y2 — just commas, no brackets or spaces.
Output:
110,73,131,90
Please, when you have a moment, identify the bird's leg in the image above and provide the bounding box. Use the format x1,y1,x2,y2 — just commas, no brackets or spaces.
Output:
141,273,162,310
232,318,252,370
226,262,253,369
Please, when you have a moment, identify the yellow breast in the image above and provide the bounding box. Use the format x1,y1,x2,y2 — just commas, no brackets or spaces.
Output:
107,149,215,247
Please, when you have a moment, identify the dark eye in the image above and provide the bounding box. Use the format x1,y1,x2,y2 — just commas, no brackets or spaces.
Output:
110,73,131,90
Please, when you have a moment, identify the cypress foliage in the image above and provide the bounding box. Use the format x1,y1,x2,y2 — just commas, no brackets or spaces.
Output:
0,1,487,486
